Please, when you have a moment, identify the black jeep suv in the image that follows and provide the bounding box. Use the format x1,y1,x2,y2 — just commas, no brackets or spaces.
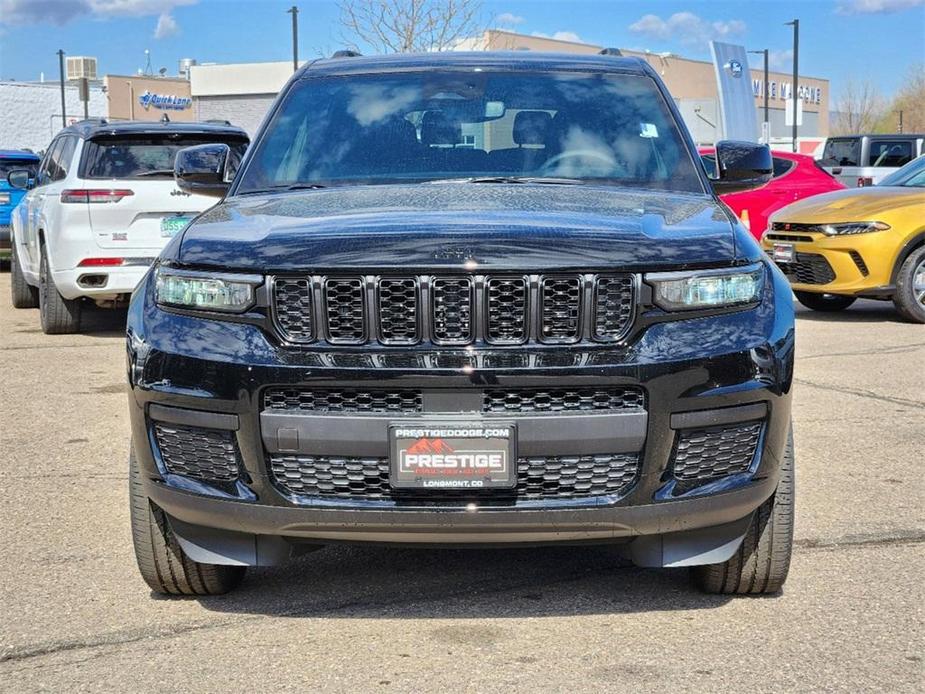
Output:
126,52,795,596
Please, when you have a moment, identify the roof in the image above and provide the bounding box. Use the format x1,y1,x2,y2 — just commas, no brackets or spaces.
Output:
298,51,650,79
0,149,40,160
61,119,249,140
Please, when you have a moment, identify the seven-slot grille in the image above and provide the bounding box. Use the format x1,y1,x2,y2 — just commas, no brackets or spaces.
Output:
269,453,639,500
271,274,635,345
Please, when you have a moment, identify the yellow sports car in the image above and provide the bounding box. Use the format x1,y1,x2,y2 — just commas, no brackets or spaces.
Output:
763,155,925,323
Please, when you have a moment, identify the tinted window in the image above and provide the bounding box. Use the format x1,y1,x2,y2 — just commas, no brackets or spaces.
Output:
237,71,703,194
868,140,913,167
700,155,717,178
56,136,78,179
772,157,795,177
821,138,859,167
0,159,39,178
878,155,925,187
81,135,249,179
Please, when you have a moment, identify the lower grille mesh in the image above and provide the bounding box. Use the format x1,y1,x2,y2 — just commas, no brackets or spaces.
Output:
672,421,762,483
154,423,239,482
269,453,639,500
777,253,836,285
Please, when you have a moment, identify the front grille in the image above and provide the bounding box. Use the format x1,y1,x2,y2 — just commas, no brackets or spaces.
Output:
153,423,239,482
263,386,645,414
486,277,528,343
540,277,581,342
483,387,645,413
777,253,836,285
269,453,639,500
324,278,366,343
271,273,636,346
770,222,819,233
264,388,424,414
763,233,814,243
672,421,762,483
593,275,635,340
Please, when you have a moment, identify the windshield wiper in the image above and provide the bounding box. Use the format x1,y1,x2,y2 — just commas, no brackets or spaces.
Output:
238,183,328,195
135,169,176,177
426,176,584,185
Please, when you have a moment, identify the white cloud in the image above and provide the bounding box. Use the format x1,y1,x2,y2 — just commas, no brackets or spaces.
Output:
768,49,793,70
629,11,746,46
0,0,196,25
836,0,923,13
531,30,584,43
496,12,524,25
153,11,178,38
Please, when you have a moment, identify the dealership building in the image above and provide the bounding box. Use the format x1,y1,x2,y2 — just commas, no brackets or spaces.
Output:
1,30,829,153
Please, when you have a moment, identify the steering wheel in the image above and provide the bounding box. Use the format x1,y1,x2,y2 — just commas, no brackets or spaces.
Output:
540,149,617,174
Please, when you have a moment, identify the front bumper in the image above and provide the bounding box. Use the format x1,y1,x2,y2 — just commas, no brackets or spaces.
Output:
127,264,795,564
761,230,897,295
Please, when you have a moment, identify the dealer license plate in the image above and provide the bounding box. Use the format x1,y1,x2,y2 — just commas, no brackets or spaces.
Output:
160,215,192,238
772,243,795,263
389,424,516,490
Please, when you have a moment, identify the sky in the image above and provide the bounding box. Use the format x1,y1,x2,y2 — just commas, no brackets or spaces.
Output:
0,0,923,101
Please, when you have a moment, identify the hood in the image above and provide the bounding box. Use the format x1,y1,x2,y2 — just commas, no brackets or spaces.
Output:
176,184,737,272
772,186,924,223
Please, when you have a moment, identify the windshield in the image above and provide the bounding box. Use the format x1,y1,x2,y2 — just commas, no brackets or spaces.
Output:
0,159,39,178
81,135,249,179
235,71,703,194
878,155,925,187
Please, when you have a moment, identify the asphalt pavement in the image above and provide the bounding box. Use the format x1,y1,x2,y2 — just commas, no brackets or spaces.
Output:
0,272,922,693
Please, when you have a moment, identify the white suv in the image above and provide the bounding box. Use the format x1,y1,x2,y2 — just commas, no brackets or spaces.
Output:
8,119,248,333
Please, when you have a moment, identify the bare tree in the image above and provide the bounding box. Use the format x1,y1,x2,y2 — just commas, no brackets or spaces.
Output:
875,64,925,134
831,79,887,135
337,0,486,53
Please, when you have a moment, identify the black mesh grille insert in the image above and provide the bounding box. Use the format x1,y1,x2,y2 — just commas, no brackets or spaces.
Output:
483,387,645,413
431,277,473,343
486,277,527,343
154,423,239,482
672,421,762,482
324,278,365,342
269,453,638,500
778,253,836,285
849,251,869,277
541,277,581,342
593,275,635,339
273,277,313,341
264,388,423,414
378,278,419,344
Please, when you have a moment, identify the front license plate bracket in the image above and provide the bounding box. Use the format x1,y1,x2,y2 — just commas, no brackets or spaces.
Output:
389,423,517,490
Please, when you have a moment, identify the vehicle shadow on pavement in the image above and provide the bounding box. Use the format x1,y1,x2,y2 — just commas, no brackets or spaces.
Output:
186,544,741,617
79,306,129,335
794,300,906,324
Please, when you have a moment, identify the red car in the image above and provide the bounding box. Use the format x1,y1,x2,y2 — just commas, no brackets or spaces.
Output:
699,148,844,239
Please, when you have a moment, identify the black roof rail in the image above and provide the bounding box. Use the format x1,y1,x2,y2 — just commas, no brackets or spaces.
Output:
598,47,623,56
331,49,362,58
72,117,108,126
204,119,233,126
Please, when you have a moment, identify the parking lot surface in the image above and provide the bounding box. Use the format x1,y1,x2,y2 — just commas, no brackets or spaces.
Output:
0,272,922,693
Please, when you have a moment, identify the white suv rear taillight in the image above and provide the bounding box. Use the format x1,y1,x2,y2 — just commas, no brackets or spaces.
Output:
61,189,135,203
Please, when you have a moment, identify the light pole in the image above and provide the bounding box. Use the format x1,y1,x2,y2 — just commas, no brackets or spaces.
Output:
57,49,67,127
287,5,299,72
785,19,799,152
749,49,769,143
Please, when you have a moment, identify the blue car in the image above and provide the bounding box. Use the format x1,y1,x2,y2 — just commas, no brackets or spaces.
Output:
0,149,40,258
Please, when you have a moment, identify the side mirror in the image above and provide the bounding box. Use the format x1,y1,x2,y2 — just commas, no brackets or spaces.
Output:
711,140,772,195
7,170,32,190
174,143,234,198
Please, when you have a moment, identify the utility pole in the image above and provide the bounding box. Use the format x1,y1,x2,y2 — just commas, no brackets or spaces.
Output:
287,5,299,72
57,49,67,128
785,19,799,153
749,49,770,143
898,110,904,133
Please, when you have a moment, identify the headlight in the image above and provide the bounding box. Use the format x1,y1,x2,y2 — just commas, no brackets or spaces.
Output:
817,221,890,236
646,264,764,311
154,267,261,313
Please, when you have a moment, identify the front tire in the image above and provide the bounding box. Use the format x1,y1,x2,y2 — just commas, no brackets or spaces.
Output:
794,291,856,312
130,448,246,596
691,425,795,595
38,245,82,334
892,246,925,324
10,242,38,309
